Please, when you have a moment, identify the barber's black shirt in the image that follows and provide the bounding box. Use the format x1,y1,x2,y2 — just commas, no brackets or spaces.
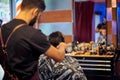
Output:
0,19,50,80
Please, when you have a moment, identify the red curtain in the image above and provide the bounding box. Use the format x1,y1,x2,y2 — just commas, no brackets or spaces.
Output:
75,1,94,43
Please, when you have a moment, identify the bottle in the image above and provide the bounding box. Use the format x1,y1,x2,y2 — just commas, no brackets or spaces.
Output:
66,43,73,53
98,43,103,55
90,43,97,55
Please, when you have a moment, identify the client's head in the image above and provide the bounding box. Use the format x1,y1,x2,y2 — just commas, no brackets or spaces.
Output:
48,31,65,47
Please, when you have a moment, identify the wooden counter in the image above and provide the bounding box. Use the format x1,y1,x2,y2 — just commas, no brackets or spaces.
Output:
65,52,114,58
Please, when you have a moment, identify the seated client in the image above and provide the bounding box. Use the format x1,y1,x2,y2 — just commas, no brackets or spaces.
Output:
38,31,87,80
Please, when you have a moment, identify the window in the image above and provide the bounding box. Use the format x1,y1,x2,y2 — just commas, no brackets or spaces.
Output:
0,0,11,24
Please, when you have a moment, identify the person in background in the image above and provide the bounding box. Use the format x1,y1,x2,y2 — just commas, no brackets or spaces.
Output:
0,0,66,80
95,17,107,32
97,27,107,45
38,31,87,80
97,27,112,46
95,17,108,46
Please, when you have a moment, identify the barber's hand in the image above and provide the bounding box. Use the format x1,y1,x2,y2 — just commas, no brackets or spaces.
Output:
57,42,67,50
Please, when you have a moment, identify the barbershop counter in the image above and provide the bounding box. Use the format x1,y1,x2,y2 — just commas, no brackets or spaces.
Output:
66,52,115,80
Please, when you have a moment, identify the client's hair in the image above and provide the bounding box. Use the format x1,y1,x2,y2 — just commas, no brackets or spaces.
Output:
48,31,65,47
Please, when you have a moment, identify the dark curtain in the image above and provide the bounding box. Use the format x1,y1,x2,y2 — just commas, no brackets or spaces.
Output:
75,1,94,43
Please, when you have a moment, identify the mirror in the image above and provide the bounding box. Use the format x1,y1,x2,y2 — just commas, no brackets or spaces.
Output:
74,0,106,45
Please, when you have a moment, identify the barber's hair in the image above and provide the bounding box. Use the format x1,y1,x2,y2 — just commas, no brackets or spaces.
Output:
49,31,65,47
21,0,45,12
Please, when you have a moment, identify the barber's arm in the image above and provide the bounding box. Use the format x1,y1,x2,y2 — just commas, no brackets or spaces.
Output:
45,42,66,62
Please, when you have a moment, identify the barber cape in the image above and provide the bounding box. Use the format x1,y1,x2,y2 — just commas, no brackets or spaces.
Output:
38,54,87,80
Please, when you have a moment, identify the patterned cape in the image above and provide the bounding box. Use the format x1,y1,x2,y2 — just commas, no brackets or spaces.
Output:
38,54,87,80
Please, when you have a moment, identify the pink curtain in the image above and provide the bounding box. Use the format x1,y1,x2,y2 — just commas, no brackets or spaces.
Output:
75,1,94,43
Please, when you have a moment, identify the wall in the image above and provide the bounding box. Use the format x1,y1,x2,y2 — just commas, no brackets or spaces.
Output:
44,0,71,11
39,0,73,43
94,2,106,22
